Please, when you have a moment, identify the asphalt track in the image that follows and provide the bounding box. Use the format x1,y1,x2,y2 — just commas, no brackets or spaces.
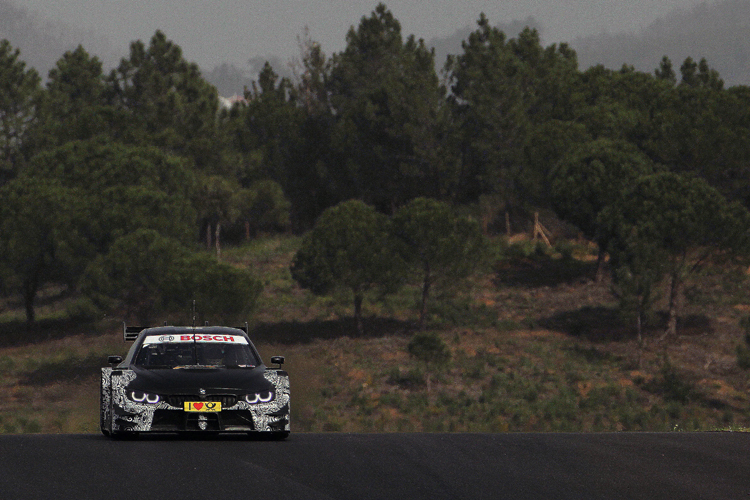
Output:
1,432,748,499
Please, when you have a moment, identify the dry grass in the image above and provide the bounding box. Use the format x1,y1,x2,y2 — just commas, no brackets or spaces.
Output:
1,235,749,433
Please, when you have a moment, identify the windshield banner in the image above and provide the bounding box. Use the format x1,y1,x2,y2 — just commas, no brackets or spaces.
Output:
142,334,249,345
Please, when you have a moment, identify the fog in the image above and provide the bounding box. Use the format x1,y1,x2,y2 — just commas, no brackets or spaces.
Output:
17,0,708,69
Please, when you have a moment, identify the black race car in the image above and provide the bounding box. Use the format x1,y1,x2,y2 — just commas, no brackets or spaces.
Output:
100,324,290,438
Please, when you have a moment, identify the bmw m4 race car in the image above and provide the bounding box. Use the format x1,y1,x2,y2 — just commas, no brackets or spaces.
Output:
100,324,290,438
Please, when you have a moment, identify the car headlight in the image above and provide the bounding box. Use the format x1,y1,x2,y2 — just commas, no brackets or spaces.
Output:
244,391,274,404
130,391,161,404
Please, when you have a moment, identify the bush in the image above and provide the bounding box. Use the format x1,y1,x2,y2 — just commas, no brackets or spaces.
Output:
387,366,425,389
64,297,102,323
167,253,263,322
407,332,451,367
81,229,262,323
290,200,399,335
643,357,697,404
504,240,549,261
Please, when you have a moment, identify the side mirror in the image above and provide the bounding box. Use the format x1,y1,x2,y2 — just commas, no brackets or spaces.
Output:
270,356,284,367
108,355,123,366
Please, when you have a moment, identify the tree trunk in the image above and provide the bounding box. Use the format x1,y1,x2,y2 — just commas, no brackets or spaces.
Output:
636,306,644,369
664,272,682,339
354,293,364,336
23,277,37,324
595,249,606,283
215,221,222,261
506,211,511,237
636,308,643,346
419,263,431,331
206,222,212,251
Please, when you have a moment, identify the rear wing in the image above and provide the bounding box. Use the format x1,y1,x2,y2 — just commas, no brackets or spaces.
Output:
123,324,146,342
122,322,249,342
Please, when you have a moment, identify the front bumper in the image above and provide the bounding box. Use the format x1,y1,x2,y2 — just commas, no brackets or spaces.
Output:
112,404,290,432
101,368,290,434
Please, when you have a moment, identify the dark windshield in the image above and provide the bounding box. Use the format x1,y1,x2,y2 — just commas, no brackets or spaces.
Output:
134,341,258,368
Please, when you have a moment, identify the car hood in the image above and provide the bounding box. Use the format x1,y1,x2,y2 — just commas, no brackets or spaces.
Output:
126,365,273,394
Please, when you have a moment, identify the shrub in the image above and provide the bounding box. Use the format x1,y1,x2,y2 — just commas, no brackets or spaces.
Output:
81,229,262,323
644,357,697,404
407,332,451,367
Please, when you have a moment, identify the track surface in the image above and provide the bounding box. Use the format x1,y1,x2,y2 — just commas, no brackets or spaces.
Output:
1,432,748,499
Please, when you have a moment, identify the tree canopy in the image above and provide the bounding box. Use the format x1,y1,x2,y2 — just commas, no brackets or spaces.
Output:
290,199,400,334
392,197,486,329
1,6,750,334
600,172,750,337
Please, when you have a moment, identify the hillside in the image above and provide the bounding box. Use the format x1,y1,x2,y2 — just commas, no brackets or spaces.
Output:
6,0,749,93
0,1,118,78
425,0,750,87
571,0,750,86
0,235,748,434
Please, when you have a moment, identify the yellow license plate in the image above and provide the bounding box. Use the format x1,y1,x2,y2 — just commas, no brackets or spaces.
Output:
184,401,222,412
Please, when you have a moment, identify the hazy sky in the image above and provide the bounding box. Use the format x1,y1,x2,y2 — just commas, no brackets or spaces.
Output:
19,0,708,69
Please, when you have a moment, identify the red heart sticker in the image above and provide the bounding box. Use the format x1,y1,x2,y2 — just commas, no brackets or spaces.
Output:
193,403,204,410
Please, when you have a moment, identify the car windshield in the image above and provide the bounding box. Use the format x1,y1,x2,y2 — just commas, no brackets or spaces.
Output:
134,334,258,368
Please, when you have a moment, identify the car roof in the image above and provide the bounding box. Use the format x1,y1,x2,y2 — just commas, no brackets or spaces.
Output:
138,326,248,336
121,325,260,366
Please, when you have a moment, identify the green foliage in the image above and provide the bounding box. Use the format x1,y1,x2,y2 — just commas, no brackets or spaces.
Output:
221,56,329,231
680,57,724,90
446,17,579,205
80,229,190,323
107,31,220,170
236,62,303,182
550,138,654,241
655,56,677,84
600,172,750,336
0,39,41,184
407,332,451,366
386,366,425,389
504,239,550,261
28,138,194,197
610,243,663,340
234,179,291,236
642,357,698,404
81,229,261,324
392,197,486,328
290,200,401,334
736,344,750,371
64,297,101,323
0,177,90,322
328,3,451,208
32,45,114,149
1,9,750,340
644,68,750,203
194,174,242,252
27,138,197,250
605,173,750,256
168,253,263,323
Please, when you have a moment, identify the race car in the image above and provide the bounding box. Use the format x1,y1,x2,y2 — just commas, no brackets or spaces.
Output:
100,323,290,438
